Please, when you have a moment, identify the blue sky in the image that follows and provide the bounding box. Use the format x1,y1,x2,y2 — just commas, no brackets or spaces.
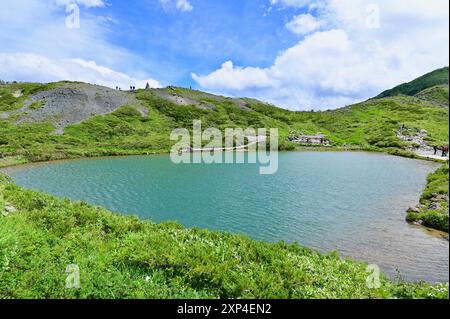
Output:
101,1,301,85
0,0,449,110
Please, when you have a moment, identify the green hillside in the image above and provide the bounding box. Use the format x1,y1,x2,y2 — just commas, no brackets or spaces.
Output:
0,69,449,298
0,81,448,163
376,67,449,99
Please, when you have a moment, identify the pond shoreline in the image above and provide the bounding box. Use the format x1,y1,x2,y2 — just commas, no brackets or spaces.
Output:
1,147,448,236
2,145,448,169
4,151,448,283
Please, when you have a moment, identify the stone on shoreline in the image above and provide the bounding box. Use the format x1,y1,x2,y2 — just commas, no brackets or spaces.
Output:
4,204,17,214
407,206,421,213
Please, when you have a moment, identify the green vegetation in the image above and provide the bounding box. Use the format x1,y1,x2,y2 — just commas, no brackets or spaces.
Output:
289,95,448,150
0,82,64,112
28,100,46,110
407,164,449,232
0,84,448,161
376,67,449,99
0,69,448,298
0,173,448,299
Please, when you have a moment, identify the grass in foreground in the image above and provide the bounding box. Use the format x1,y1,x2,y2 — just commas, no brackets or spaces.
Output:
0,173,448,299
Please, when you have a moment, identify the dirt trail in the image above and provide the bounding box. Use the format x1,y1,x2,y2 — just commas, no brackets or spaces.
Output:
397,127,449,161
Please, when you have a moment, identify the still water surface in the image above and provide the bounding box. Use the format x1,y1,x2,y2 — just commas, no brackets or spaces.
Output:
7,152,449,282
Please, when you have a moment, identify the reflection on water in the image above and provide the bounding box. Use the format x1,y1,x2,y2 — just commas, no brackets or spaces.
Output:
7,152,449,282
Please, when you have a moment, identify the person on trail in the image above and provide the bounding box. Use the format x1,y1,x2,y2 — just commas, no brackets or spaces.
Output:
442,146,449,157
434,145,438,155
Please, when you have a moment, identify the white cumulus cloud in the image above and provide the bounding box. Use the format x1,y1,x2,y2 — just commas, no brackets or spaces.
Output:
0,53,162,89
191,61,276,90
0,0,162,90
286,13,325,35
192,0,449,110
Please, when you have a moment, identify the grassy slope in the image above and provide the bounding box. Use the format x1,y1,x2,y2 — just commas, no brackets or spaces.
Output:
407,164,449,232
0,174,448,299
290,94,449,150
1,84,448,161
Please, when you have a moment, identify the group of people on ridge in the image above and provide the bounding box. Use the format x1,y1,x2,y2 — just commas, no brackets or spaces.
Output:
115,86,136,91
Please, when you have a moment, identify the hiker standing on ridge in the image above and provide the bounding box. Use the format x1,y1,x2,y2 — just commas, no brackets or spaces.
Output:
433,145,438,155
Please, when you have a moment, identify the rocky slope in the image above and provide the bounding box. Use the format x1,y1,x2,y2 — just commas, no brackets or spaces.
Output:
13,83,148,134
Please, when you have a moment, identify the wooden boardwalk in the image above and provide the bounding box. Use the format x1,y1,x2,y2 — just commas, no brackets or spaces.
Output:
189,136,267,153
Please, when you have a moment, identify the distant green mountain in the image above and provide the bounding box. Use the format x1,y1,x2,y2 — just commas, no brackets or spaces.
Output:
375,67,449,99
0,69,449,164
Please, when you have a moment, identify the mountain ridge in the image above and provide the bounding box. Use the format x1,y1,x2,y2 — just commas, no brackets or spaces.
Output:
0,67,448,163
375,67,449,99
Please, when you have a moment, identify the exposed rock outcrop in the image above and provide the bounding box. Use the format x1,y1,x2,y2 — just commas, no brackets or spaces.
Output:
16,83,144,134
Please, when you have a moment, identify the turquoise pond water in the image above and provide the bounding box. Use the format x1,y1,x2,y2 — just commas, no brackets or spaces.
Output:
6,152,449,282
